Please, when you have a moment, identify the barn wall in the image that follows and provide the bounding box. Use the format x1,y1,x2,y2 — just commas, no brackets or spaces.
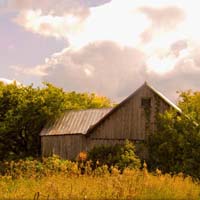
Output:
88,84,170,145
41,134,86,160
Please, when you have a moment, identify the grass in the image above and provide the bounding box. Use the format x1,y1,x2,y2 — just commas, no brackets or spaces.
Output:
0,156,199,199
0,169,199,199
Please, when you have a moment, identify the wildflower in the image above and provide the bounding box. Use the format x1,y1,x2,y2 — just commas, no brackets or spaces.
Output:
143,161,148,178
77,151,87,162
156,168,162,176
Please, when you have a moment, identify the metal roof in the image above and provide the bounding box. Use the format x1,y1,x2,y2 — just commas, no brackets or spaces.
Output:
40,108,112,136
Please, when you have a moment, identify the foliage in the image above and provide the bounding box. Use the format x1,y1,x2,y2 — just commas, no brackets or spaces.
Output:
88,140,141,171
147,90,200,179
0,155,80,179
64,92,112,110
0,157,199,200
0,82,113,160
0,82,66,160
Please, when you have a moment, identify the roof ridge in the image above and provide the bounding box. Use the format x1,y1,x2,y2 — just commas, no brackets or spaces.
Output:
63,107,113,112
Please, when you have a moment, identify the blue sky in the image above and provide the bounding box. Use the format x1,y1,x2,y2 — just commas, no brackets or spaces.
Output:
1,0,200,102
0,11,67,84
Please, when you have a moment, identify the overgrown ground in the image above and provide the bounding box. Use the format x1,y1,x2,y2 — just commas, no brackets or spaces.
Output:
0,171,199,199
0,157,199,200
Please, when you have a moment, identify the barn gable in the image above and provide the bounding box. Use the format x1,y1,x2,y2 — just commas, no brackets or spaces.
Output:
86,82,181,149
40,82,181,159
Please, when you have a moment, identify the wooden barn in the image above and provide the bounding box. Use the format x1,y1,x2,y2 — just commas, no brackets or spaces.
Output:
40,82,181,160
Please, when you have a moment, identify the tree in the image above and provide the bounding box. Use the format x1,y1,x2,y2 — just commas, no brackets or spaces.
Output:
0,82,113,160
147,90,200,179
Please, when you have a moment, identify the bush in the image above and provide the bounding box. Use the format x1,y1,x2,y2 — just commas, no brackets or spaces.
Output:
0,155,80,178
147,110,200,179
88,140,141,171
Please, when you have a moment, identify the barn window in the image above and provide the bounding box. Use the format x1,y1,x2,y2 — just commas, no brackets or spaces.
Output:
141,97,151,108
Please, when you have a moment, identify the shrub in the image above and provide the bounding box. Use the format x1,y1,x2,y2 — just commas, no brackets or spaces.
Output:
147,110,200,179
0,155,80,178
88,140,141,171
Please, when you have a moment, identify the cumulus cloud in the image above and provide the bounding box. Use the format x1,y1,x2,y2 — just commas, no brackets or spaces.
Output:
10,65,48,77
37,39,200,102
7,0,89,17
11,0,186,45
14,10,85,39
12,0,92,39
170,40,188,57
0,78,21,85
6,0,92,39
147,43,200,101
2,0,112,18
4,0,200,102
12,0,150,42
139,5,185,43
41,41,146,100
146,6,185,29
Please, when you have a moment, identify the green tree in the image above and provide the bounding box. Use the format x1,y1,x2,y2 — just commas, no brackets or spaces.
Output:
0,83,67,160
0,82,113,160
147,90,200,179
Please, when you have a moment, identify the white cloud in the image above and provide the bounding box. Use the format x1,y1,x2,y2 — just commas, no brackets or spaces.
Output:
139,5,185,43
10,65,48,77
14,9,85,39
7,0,90,17
6,0,200,101
0,78,21,85
38,39,200,102
42,41,146,100
68,1,150,48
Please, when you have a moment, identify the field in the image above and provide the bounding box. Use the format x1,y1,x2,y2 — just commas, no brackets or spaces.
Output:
0,157,199,200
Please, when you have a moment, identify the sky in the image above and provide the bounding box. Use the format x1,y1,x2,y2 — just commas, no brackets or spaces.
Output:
1,0,200,103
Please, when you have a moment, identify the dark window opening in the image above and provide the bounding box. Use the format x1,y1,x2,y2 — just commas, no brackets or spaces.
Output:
141,97,151,108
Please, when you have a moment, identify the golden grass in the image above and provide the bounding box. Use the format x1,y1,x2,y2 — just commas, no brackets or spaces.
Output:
0,169,199,200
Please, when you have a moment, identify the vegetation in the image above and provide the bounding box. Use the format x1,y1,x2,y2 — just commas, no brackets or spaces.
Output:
148,90,200,179
1,81,200,199
0,156,199,200
88,140,141,170
0,82,113,160
0,141,139,177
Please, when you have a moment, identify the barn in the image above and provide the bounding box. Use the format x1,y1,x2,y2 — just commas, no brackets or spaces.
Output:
40,82,181,160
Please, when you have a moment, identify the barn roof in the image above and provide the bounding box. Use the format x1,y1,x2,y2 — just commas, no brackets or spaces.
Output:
40,108,112,136
86,82,181,135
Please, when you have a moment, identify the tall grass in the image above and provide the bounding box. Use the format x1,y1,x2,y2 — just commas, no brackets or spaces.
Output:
0,156,199,199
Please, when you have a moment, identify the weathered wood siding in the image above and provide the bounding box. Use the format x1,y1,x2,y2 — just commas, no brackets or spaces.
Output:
41,134,86,160
88,84,170,149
